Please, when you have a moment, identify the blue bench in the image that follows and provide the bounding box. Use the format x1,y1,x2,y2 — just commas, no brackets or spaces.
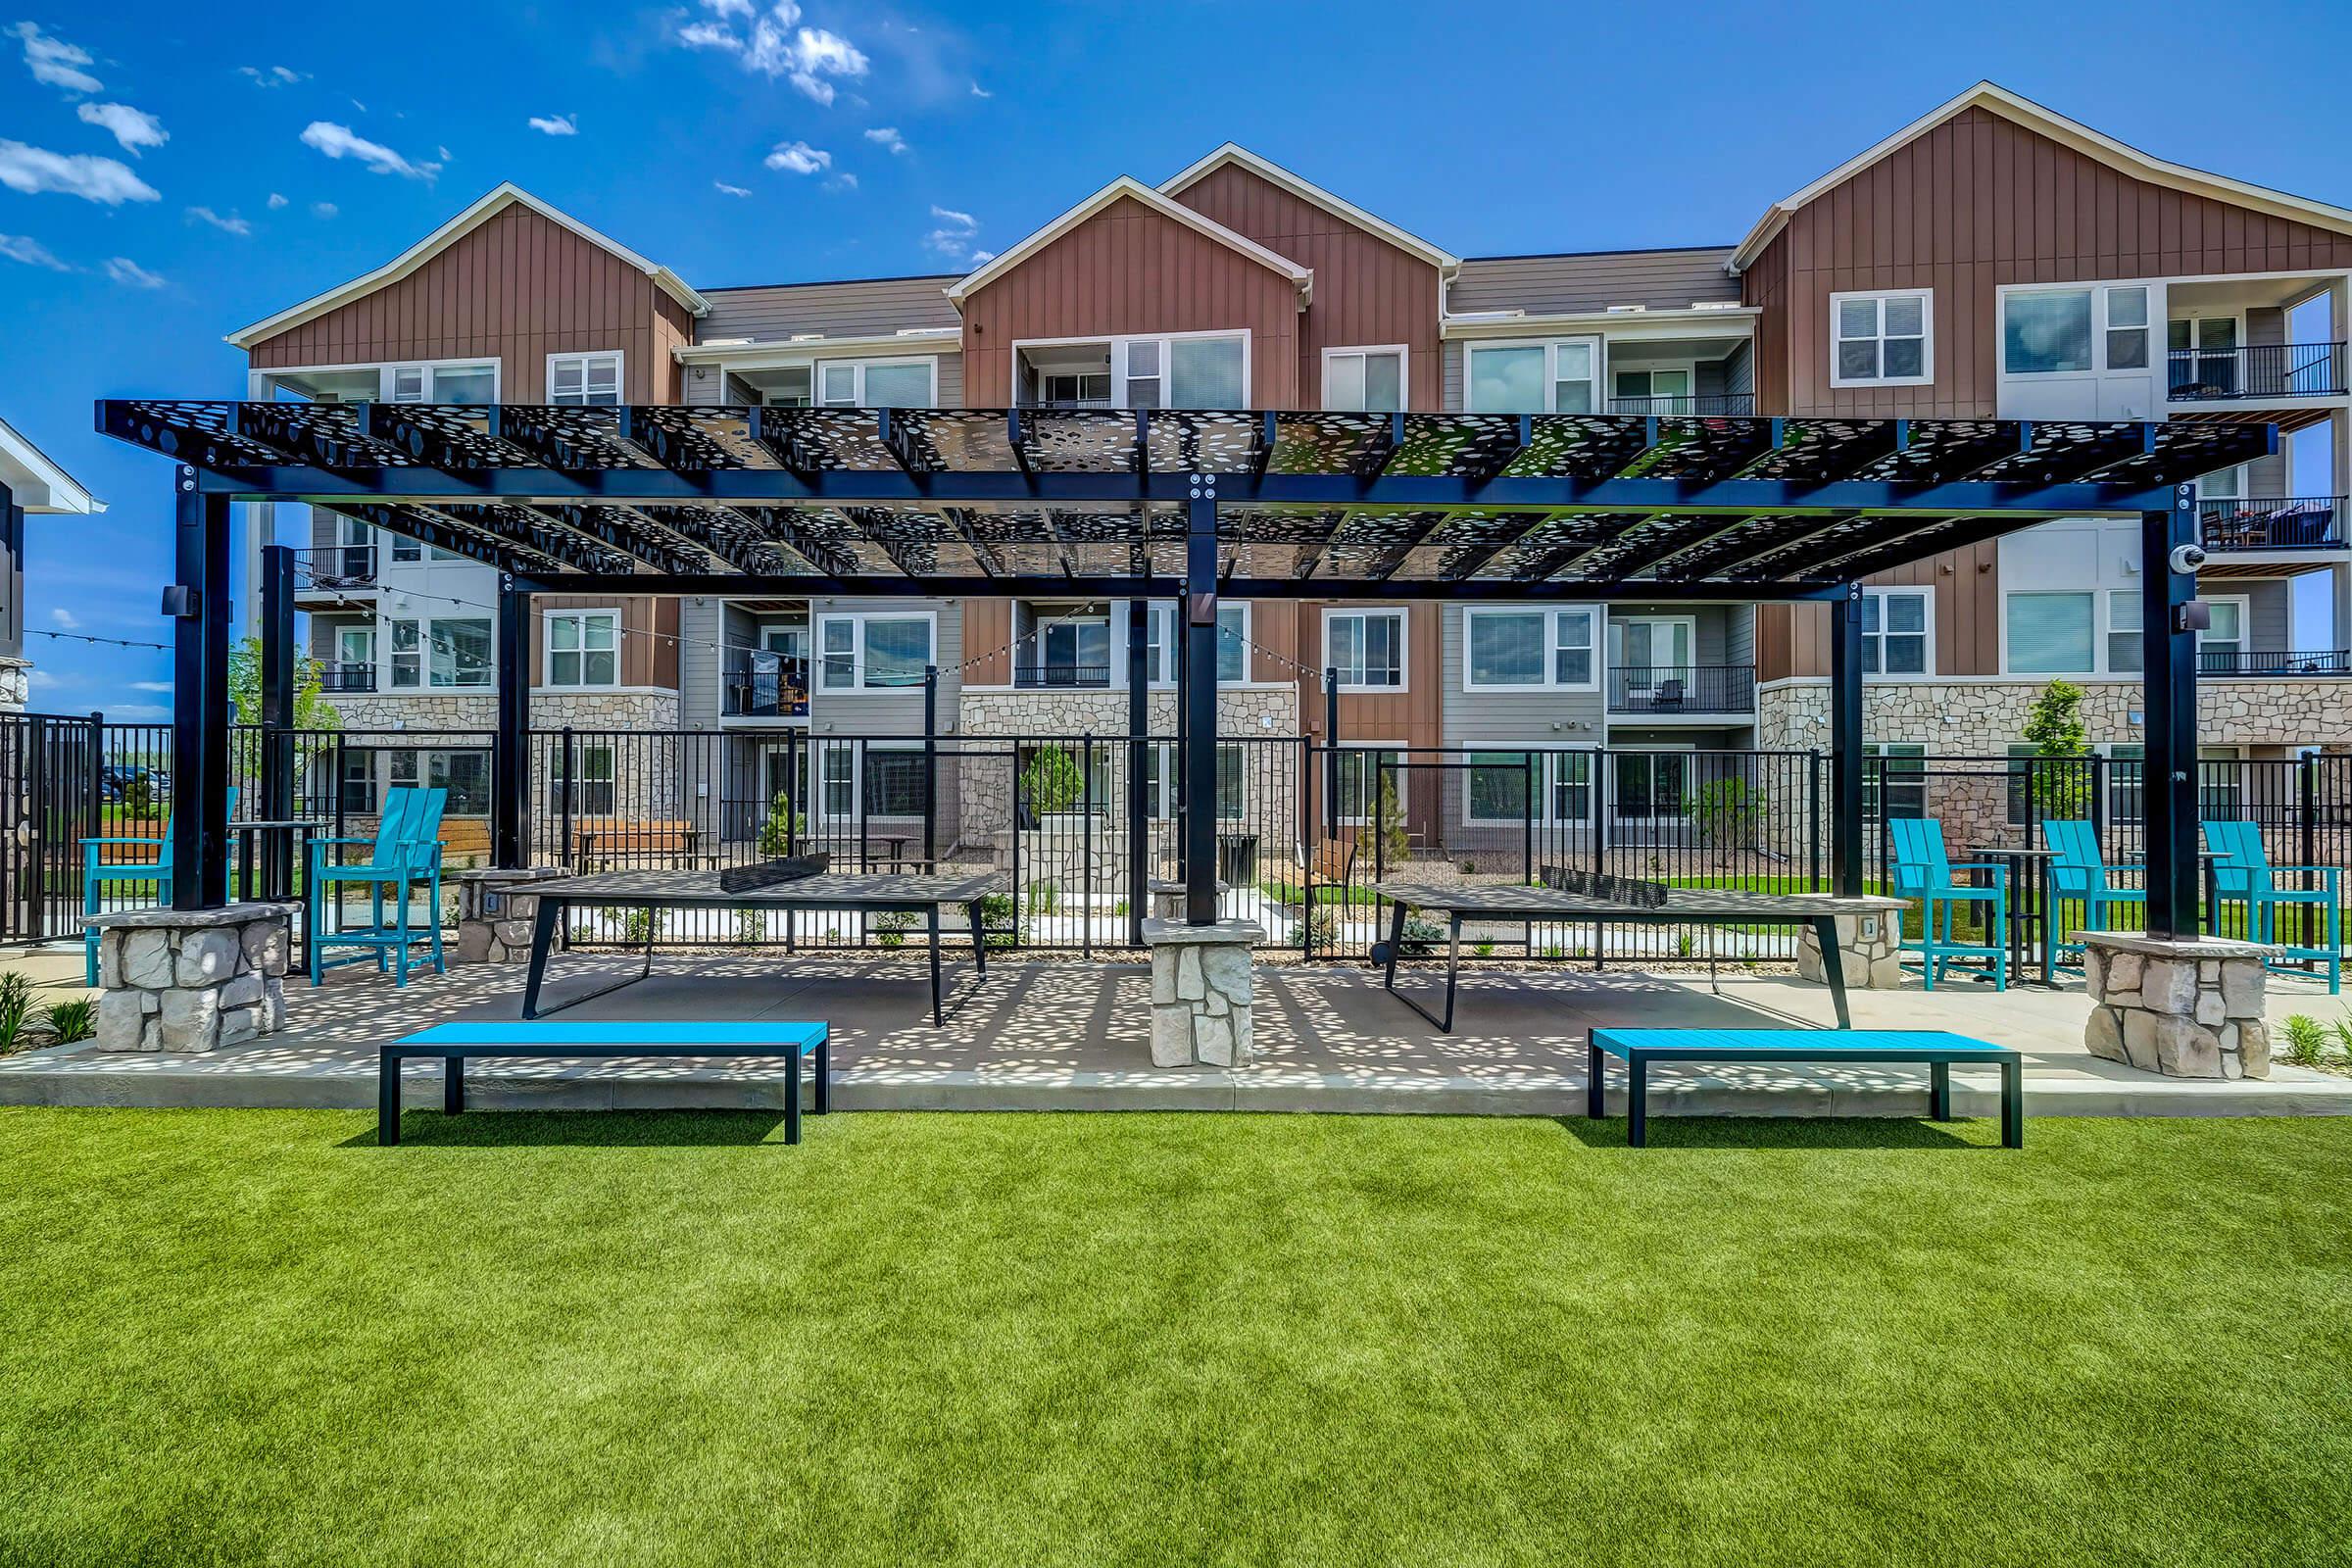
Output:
1587,1027,2023,1149
381,1020,830,1147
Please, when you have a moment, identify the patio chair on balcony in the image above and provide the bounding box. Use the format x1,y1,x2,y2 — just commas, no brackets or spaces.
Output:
2042,818,2145,972
2202,820,2340,992
80,787,239,987
1887,817,2008,991
307,787,447,988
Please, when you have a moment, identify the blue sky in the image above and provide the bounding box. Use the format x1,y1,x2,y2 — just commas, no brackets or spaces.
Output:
4,0,2351,716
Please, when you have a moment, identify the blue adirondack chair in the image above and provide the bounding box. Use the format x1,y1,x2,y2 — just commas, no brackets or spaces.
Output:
1887,817,2008,991
81,786,239,987
307,787,448,987
2203,819,2340,992
2043,818,2146,972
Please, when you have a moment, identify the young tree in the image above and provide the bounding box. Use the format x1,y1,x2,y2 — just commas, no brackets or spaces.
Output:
1353,764,1410,868
226,636,344,807
2023,679,2091,819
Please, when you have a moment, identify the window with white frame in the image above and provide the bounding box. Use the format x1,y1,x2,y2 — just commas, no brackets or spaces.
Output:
1462,607,1597,690
815,358,937,409
1862,742,1927,823
1464,749,1593,826
390,361,498,404
548,351,621,407
1323,347,1405,413
334,623,374,674
543,610,619,689
1326,609,1405,690
1998,284,2159,378
1140,602,1175,684
1115,333,1247,410
1862,588,1930,675
388,619,421,688
2106,590,2142,674
388,747,492,815
1215,603,1250,684
1332,750,1406,826
2198,598,2247,668
1464,339,1598,415
547,741,615,814
2006,592,2096,674
816,612,934,690
1830,290,1931,387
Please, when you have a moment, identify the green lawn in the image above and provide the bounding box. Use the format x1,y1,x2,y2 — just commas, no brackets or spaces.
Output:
3,1108,2348,1566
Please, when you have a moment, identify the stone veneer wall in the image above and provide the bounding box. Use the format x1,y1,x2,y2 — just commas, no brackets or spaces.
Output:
2082,937,2272,1079
0,656,28,710
94,906,293,1054
326,689,681,733
1756,677,2352,755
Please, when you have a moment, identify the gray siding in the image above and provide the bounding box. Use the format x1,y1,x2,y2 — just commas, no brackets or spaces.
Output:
2241,577,2291,652
1450,248,1740,316
681,351,964,408
678,597,723,726
698,275,961,342
1438,604,1607,745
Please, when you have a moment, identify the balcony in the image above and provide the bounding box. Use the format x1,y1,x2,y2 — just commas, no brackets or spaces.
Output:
2198,649,2352,677
1606,663,1755,714
317,662,376,693
295,545,376,589
1013,663,1112,690
722,647,809,719
2198,496,2345,552
1602,393,1756,417
2167,343,2346,401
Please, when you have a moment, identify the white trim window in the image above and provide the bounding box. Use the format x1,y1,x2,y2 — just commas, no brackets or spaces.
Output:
815,357,938,409
1115,332,1248,411
1215,603,1250,684
816,611,936,691
2105,589,2143,674
1829,289,1932,388
547,351,622,407
547,741,616,814
388,616,492,689
543,610,619,689
334,623,374,673
1464,338,1599,415
1322,346,1407,413
1462,607,1598,691
2198,595,2249,669
1332,749,1407,827
1464,748,1594,826
1999,285,2156,378
388,359,499,404
1862,588,1932,676
1325,608,1406,691
2004,591,2097,674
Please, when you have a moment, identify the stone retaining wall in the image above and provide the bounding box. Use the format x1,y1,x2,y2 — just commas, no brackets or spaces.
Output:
92,905,294,1054
2082,933,2273,1078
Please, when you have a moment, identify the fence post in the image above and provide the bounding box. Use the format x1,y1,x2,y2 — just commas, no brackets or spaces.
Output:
922,664,939,874
1808,751,1824,894
786,729,801,858
24,715,45,941
1590,748,1606,968
2300,752,2319,952
1521,749,1534,888
86,711,104,904
1081,734,1094,960
1298,735,1313,957
561,727,577,870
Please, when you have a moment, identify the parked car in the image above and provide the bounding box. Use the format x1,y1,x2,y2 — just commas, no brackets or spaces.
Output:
99,764,167,805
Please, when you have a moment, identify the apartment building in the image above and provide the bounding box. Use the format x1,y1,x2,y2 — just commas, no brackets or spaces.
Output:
0,415,101,710
226,80,2352,844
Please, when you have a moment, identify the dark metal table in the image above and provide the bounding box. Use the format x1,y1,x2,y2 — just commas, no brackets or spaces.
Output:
1371,880,1907,1032
517,869,998,1025
233,818,327,966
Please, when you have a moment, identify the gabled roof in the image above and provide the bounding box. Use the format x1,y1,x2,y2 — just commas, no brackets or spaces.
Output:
944,175,1313,307
225,183,710,350
1729,80,2352,272
1159,142,1460,271
0,415,99,514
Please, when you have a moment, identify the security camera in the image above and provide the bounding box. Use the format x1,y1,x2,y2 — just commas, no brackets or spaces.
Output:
2168,542,2207,576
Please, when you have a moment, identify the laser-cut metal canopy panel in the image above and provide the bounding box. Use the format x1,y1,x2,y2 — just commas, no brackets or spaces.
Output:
98,402,2271,598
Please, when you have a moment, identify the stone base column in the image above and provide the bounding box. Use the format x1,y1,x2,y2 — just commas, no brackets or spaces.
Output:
450,867,561,964
90,904,295,1054
1794,899,1908,989
2081,932,2276,1079
1143,917,1262,1067
1148,878,1228,922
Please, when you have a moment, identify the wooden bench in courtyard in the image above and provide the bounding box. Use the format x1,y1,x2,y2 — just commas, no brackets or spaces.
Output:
574,817,703,870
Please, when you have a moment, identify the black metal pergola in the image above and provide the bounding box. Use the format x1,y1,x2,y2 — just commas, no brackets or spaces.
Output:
97,400,2271,935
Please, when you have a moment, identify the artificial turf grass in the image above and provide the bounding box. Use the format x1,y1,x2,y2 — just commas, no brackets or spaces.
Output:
1,1109,2347,1567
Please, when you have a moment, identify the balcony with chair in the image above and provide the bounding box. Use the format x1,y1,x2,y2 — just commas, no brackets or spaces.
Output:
2197,649,2352,677
1606,663,1756,715
2167,343,2346,401
721,646,810,720
294,545,377,590
2197,496,2346,552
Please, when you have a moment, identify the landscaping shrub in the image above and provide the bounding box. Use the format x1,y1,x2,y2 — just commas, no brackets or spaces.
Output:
41,998,96,1045
2281,1013,2328,1067
0,973,34,1054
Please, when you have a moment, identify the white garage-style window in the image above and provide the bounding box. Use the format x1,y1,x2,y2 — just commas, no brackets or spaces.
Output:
1829,289,1932,388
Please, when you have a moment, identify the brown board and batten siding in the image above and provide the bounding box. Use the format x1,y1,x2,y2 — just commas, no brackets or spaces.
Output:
1170,166,1442,411
247,202,694,403
1755,539,2003,681
956,195,1303,408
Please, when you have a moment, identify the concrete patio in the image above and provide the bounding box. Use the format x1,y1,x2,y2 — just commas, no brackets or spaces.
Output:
5,941,2350,1120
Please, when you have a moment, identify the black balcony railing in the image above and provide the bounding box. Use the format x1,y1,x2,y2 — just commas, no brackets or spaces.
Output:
1606,663,1755,713
295,545,377,589
722,647,809,719
1013,663,1113,689
2198,648,2352,677
316,662,376,693
2168,342,2346,400
2198,496,2346,551
1603,393,1756,417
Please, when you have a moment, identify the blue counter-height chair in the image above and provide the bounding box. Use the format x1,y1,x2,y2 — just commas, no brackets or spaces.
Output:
2203,819,2340,993
307,787,448,987
2043,818,2146,972
1887,817,2008,991
81,787,238,987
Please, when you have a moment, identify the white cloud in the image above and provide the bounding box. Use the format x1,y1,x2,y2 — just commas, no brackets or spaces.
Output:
702,0,755,15
312,201,338,219
713,180,752,197
863,126,906,155
49,607,78,630
675,3,868,104
185,205,251,236
924,204,981,262
238,65,305,87
824,172,857,192
970,81,990,98
75,103,167,156
0,232,69,270
526,113,577,136
266,191,288,209
967,250,995,265
9,22,99,94
763,139,829,175
0,141,159,204
108,703,172,722
299,122,440,181
930,204,975,228
129,679,172,693
103,256,164,289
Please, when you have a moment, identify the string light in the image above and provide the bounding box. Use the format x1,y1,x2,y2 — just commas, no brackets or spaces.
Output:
27,628,172,652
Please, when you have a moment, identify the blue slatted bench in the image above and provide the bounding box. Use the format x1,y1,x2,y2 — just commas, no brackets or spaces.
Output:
381,1021,830,1147
1587,1027,2023,1149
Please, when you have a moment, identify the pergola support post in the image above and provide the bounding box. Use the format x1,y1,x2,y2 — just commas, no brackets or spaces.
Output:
1183,491,1219,925
921,664,939,870
1127,596,1150,947
491,576,531,870
258,543,296,893
2143,485,2202,937
1828,584,1864,899
170,475,231,909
